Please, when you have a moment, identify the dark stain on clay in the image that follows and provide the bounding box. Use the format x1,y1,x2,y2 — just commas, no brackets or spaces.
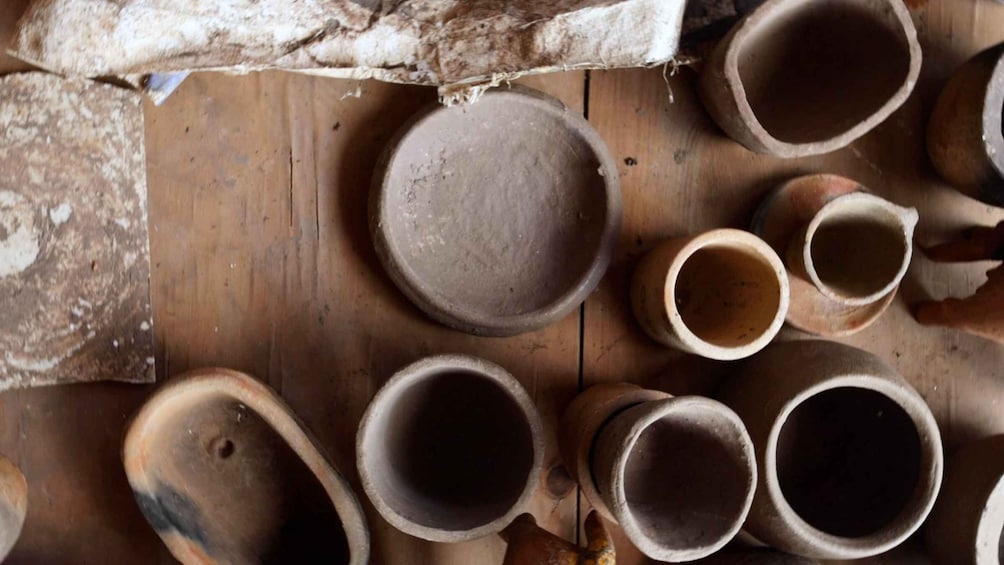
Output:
624,157,638,166
133,482,212,554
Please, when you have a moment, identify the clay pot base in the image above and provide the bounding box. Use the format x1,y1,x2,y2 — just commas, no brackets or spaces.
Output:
124,369,369,565
751,177,896,336
371,86,621,336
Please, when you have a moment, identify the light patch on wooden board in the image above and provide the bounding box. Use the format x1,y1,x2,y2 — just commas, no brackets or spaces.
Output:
0,73,154,390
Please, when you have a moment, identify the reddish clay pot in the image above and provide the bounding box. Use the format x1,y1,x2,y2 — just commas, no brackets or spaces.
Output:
926,435,1004,564
928,43,1004,207
0,455,26,562
718,340,943,559
123,368,369,565
698,0,921,158
356,354,544,542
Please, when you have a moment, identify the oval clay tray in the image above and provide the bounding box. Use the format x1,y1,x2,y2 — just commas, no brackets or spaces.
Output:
371,86,621,336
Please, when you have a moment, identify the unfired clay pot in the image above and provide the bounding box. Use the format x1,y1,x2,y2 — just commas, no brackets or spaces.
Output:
371,86,621,336
698,0,921,158
123,368,370,565
631,228,789,360
0,454,27,561
752,174,917,336
925,434,1004,564
718,340,943,560
356,354,544,542
928,43,1004,207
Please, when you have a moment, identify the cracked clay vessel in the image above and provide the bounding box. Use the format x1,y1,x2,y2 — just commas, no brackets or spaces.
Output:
356,354,544,542
698,0,921,158
718,340,943,559
631,228,789,360
561,384,757,562
123,368,369,564
928,43,1004,207
925,435,1004,564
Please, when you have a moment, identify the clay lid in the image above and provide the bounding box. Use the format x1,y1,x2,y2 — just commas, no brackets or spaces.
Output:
123,368,369,564
371,86,621,336
0,455,26,561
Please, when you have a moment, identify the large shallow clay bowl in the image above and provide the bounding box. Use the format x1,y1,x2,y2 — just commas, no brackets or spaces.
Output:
371,86,621,336
123,368,369,565
751,175,896,336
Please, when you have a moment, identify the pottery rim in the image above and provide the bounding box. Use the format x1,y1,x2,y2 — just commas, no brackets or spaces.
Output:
370,86,621,337
356,354,544,543
982,52,1004,180
122,368,371,565
973,476,1004,563
793,192,918,306
722,0,921,158
599,396,757,561
663,229,789,360
0,455,26,562
762,375,943,559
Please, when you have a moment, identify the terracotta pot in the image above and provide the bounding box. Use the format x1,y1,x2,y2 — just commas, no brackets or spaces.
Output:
927,43,1004,207
592,395,757,561
0,454,27,561
698,0,921,158
718,340,943,559
631,228,789,360
123,368,370,565
356,354,544,542
925,434,1004,564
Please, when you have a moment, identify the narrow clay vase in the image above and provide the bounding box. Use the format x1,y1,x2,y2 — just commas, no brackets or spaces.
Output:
631,228,789,360
718,340,943,559
123,368,370,565
925,435,1004,564
592,395,757,561
356,354,544,542
0,454,27,561
698,0,921,158
928,43,1004,207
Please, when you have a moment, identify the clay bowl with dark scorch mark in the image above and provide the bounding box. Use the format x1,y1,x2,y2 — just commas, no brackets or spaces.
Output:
370,85,621,337
0,454,27,561
123,368,369,565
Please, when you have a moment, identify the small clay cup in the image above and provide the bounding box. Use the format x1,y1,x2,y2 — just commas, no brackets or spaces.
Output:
718,340,943,559
0,454,27,561
925,435,1004,564
698,0,921,158
631,229,789,360
592,396,757,562
928,43,1004,207
123,368,370,565
786,192,918,306
356,354,544,542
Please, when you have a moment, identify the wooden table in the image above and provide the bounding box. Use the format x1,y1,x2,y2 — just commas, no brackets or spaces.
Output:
1,1,1003,563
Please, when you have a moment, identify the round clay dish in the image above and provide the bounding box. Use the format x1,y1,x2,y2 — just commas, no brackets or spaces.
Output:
371,86,621,336
751,175,896,336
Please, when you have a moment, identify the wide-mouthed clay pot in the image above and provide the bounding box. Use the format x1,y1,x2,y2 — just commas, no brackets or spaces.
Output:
0,454,27,561
123,368,369,565
371,86,621,336
591,395,757,561
631,229,789,360
752,174,916,336
925,434,1004,564
928,43,1004,207
698,0,921,158
718,340,943,559
356,354,544,542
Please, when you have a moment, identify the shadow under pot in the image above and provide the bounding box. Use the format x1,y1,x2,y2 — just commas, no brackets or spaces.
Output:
718,340,943,560
356,354,544,542
925,434,1004,564
0,454,26,562
927,43,1004,207
698,0,921,158
631,228,789,360
123,368,370,565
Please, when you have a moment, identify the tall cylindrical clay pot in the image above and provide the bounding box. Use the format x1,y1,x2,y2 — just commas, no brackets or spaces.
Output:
631,229,789,360
718,340,943,560
926,434,1004,565
356,354,544,543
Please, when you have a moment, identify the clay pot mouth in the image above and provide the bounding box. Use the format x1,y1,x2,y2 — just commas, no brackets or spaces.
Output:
666,230,789,360
371,86,621,336
123,369,369,565
982,53,1004,178
602,397,757,561
764,377,942,558
725,0,920,156
357,354,544,542
797,193,916,306
976,476,1004,563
